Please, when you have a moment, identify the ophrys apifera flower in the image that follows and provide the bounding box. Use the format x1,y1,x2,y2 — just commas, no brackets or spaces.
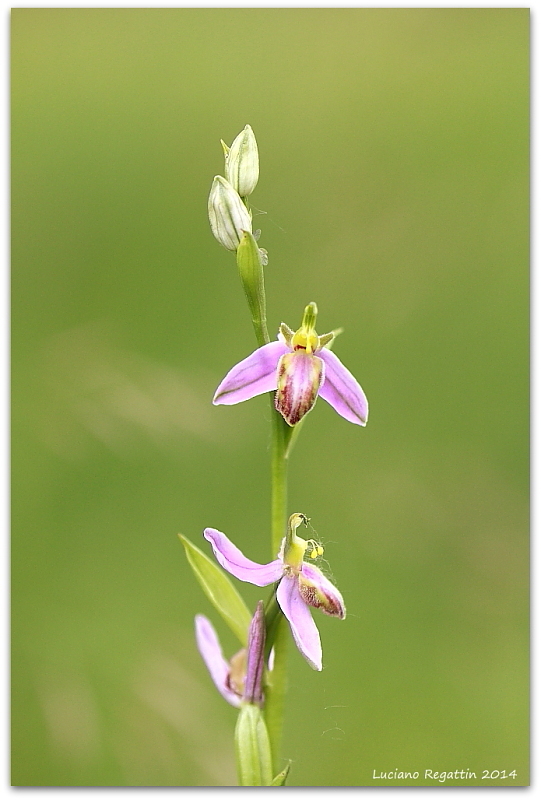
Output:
204,514,345,671
213,303,368,427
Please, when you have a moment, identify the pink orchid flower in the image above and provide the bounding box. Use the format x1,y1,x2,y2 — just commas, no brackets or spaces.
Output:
213,302,368,427
195,601,268,707
204,516,346,671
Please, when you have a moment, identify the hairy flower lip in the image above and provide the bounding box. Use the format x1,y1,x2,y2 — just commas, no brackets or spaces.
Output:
212,328,368,428
203,527,346,671
298,562,346,619
275,350,324,426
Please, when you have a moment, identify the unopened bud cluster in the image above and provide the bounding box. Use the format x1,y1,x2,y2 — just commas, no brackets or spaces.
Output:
208,125,260,253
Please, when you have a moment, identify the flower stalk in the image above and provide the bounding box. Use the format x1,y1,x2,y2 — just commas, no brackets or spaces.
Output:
183,124,369,786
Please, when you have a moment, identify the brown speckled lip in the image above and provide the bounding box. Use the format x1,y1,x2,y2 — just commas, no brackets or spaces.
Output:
275,350,324,426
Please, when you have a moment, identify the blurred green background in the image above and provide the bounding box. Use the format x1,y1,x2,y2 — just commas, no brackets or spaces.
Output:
11,8,529,788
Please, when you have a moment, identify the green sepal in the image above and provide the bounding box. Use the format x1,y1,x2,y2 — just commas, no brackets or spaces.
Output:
178,534,251,646
237,230,268,348
270,762,292,786
235,703,273,787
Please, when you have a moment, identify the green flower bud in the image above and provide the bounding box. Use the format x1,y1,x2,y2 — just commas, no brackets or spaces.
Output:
235,704,273,786
208,176,252,252
225,125,259,198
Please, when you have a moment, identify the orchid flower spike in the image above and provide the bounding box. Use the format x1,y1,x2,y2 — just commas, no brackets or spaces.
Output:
213,302,368,427
204,514,346,671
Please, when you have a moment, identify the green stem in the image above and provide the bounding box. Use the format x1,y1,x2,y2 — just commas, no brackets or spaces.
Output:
263,402,291,772
270,407,289,556
263,615,288,774
235,236,293,775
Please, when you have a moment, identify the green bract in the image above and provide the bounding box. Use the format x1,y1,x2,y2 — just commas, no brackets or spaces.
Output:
179,534,251,645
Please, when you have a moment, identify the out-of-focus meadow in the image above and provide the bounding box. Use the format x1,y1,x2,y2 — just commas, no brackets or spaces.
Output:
11,8,528,787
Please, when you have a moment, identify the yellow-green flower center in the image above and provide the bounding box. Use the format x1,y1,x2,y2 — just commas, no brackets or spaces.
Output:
282,536,307,570
291,329,319,354
291,302,319,354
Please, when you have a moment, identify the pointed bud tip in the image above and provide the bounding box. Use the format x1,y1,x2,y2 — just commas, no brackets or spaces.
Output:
225,125,259,197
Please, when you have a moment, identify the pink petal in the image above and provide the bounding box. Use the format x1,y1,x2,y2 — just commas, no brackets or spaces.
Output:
299,562,346,619
213,341,289,405
194,615,242,707
318,348,368,426
204,528,283,587
276,575,322,671
275,351,325,426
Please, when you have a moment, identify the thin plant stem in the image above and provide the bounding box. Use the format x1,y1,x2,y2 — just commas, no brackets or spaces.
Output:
244,299,290,773
263,400,291,772
237,224,294,776
263,616,288,774
270,406,289,556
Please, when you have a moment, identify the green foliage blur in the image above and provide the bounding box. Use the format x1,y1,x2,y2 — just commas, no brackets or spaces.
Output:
11,8,529,787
